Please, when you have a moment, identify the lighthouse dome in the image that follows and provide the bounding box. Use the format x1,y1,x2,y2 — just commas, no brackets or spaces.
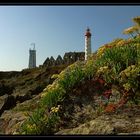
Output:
85,28,91,37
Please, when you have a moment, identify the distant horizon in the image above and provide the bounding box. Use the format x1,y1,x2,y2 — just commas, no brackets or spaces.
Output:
0,6,140,71
0,50,87,72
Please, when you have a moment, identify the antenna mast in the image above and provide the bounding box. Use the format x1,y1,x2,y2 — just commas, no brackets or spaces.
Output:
31,43,35,50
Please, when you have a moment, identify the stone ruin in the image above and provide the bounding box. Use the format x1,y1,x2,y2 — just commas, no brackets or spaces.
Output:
43,52,85,67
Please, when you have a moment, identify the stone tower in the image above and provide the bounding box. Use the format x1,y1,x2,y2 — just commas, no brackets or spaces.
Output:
85,27,92,60
28,43,36,69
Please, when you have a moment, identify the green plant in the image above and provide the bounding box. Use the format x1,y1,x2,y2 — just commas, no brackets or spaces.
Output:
123,16,140,38
21,108,46,134
57,61,85,90
20,105,61,135
83,56,97,80
41,85,66,108
95,43,138,85
119,64,140,103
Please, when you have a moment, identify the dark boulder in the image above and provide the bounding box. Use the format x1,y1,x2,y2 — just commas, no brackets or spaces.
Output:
0,95,16,116
0,82,14,96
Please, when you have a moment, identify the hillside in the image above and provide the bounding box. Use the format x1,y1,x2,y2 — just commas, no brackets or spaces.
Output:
1,35,139,135
0,16,140,135
0,65,69,134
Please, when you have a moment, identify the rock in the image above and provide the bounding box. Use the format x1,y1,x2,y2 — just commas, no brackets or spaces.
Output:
12,94,41,112
0,83,14,96
118,132,140,135
0,71,20,80
0,110,28,134
0,94,41,134
0,63,71,134
0,64,66,122
0,94,16,116
56,111,140,135
0,94,8,110
55,118,115,135
135,118,140,123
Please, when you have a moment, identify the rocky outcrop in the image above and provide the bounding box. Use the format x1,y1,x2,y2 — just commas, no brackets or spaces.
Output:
0,71,20,80
0,69,140,135
0,65,67,119
0,82,15,96
0,111,27,134
56,106,140,135
0,94,41,134
0,94,16,116
54,79,140,135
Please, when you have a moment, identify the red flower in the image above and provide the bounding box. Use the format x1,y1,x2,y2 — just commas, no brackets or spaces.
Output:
103,90,112,99
105,103,116,112
105,45,112,49
98,78,105,85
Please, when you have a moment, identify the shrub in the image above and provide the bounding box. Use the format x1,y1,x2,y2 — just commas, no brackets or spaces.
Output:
119,64,140,93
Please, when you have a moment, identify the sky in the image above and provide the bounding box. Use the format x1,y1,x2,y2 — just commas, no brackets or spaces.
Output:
0,5,140,71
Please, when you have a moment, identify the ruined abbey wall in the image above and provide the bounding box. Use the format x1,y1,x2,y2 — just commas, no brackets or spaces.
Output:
43,52,85,67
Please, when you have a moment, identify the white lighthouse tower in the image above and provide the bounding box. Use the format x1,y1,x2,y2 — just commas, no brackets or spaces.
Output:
28,43,36,69
85,27,92,60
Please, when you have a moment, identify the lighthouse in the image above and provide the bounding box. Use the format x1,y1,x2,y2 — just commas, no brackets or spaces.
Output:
28,43,36,69
85,27,92,60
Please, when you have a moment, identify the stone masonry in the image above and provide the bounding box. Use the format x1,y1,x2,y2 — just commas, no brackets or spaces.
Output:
43,52,85,67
